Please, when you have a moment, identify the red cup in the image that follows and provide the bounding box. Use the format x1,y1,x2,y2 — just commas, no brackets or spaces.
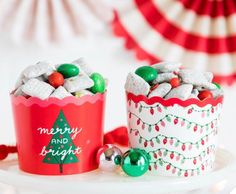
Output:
11,93,106,175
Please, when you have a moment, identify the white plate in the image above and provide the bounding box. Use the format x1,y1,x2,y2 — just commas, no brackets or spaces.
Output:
0,148,235,194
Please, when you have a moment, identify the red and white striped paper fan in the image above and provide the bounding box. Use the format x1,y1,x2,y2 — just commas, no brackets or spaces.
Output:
113,0,236,84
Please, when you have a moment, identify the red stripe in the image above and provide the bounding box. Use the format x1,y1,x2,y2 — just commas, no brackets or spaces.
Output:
112,11,160,64
180,0,236,18
135,0,236,54
112,11,236,85
213,73,236,85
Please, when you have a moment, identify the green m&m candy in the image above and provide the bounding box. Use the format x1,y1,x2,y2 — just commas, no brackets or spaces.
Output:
135,66,158,83
90,73,106,93
213,82,221,89
57,64,79,78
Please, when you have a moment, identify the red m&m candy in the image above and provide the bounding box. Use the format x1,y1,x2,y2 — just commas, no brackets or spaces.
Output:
48,72,64,88
198,90,213,100
170,77,180,88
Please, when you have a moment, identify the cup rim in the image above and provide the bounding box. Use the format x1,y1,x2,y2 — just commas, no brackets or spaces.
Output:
126,92,223,107
11,92,106,107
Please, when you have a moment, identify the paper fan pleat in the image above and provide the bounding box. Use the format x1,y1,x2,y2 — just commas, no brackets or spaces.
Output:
113,0,236,84
180,0,236,17
0,0,112,43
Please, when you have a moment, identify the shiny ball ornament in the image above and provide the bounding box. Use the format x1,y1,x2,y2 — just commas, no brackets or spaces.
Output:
96,144,122,172
121,148,150,177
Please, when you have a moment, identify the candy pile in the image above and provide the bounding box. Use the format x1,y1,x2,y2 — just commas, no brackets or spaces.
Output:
13,59,106,100
125,62,223,100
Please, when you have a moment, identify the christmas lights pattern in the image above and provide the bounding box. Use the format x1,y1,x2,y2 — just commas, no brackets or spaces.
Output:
129,128,217,149
128,100,221,118
148,145,216,164
127,99,222,176
128,111,218,133
149,158,214,177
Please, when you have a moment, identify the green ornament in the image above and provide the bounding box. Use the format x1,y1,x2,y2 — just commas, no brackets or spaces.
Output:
90,73,106,93
57,63,79,78
121,148,150,177
135,66,158,83
213,82,221,89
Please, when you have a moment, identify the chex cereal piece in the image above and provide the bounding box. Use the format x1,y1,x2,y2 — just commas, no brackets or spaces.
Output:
22,79,55,100
152,61,181,73
125,72,150,96
148,83,171,98
64,74,94,93
189,89,199,99
204,72,214,82
75,90,93,98
23,61,54,78
211,89,223,98
14,86,27,96
22,75,45,84
50,86,72,99
72,58,93,76
152,73,177,84
179,69,212,87
165,84,193,100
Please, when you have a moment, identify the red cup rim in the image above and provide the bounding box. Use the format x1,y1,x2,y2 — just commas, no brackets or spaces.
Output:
11,92,106,107
126,92,223,107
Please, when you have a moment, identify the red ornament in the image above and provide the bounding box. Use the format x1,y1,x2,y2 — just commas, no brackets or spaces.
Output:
157,106,162,112
166,164,171,170
170,77,180,88
174,118,178,125
154,153,158,159
150,108,154,115
172,168,176,174
201,139,205,145
129,112,131,119
137,118,141,125
161,121,165,127
184,171,188,177
48,72,64,88
128,100,131,106
176,155,180,161
188,144,192,150
154,164,158,170
155,125,159,132
188,109,193,114
170,152,174,159
211,122,214,128
142,124,145,130
180,120,185,126
148,165,152,171
163,138,167,144
150,141,154,147
169,138,174,145
201,165,205,171
193,158,197,165
144,141,148,147
198,90,213,100
211,108,214,113
182,144,186,151
135,131,139,136
158,150,162,157
193,125,198,132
